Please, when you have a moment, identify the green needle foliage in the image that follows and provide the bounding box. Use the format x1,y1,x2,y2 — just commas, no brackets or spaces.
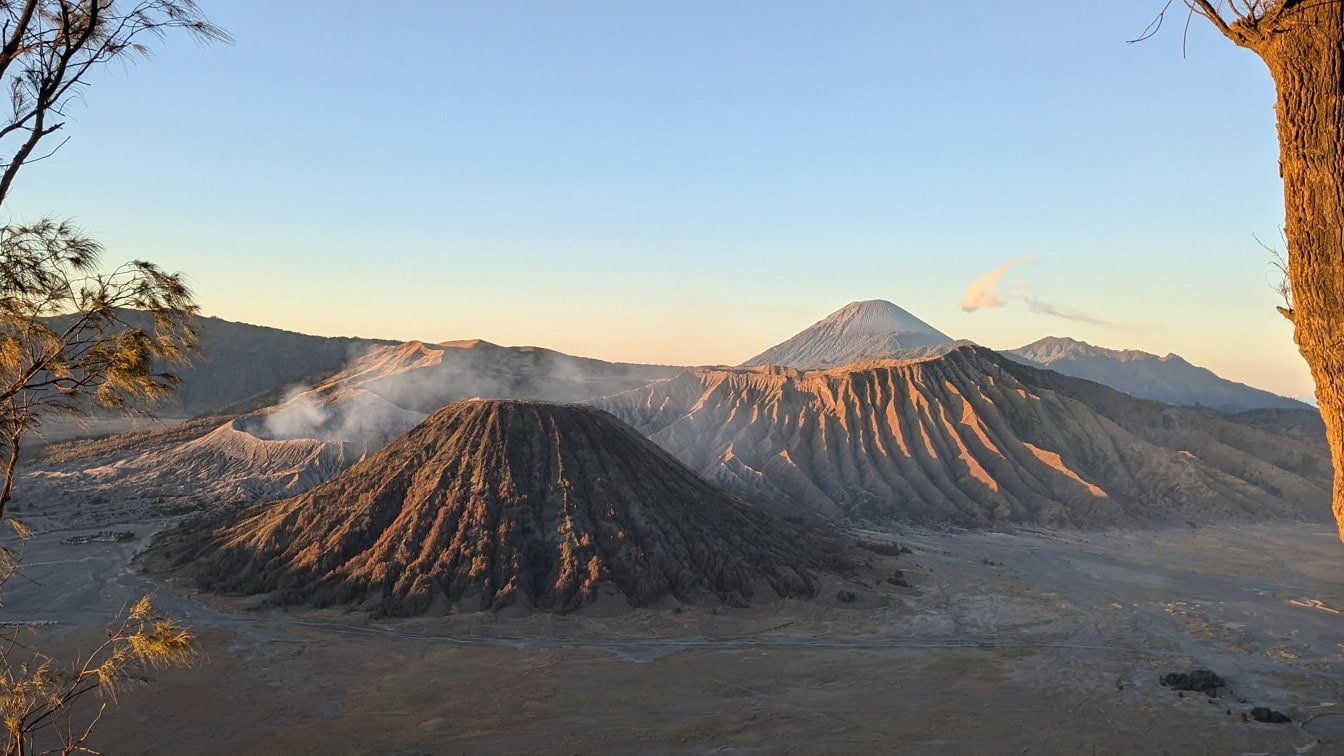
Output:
0,597,194,755
0,3,226,755
0,218,200,520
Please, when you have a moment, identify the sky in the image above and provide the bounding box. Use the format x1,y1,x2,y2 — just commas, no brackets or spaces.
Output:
1,1,1312,400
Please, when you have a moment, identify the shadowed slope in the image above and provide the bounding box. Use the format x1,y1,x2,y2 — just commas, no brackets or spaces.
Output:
151,401,846,616
600,346,1331,527
40,311,396,417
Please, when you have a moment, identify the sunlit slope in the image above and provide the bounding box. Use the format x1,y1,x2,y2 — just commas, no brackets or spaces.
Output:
151,401,848,616
600,345,1331,527
742,300,954,369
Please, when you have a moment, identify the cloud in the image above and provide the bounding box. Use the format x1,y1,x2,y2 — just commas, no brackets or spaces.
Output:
962,257,1110,327
961,257,1035,312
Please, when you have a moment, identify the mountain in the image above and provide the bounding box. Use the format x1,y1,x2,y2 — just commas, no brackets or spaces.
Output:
44,311,397,418
40,313,684,424
598,346,1331,528
742,300,954,369
20,340,684,515
148,401,848,616
1005,336,1312,413
307,339,683,414
246,339,685,446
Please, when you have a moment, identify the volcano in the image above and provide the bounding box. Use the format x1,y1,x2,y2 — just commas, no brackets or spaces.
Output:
743,299,955,369
600,346,1331,527
151,400,846,616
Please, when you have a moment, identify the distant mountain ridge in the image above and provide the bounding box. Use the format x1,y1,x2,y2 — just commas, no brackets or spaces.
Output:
742,300,954,369
740,300,1309,414
1005,336,1311,413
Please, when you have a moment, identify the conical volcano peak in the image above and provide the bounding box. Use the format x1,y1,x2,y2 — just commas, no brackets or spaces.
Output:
152,399,849,616
819,300,947,337
743,299,954,369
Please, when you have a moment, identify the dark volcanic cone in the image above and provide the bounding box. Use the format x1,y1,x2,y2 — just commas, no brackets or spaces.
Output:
151,400,847,616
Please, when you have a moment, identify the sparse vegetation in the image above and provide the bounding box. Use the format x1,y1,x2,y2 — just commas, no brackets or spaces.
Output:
0,2,226,753
856,539,912,557
1160,669,1225,697
1249,707,1291,724
0,1,225,524
59,530,133,545
0,597,193,755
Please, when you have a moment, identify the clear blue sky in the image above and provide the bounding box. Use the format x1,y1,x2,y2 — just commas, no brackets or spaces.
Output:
2,1,1310,399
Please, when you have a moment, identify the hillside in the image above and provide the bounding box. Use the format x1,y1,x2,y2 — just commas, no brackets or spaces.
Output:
310,339,683,412
45,311,396,417
148,401,848,615
1006,336,1311,413
599,346,1331,527
247,338,685,446
39,313,683,424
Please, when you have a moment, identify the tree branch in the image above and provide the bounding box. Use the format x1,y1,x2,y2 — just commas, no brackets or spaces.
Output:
1186,0,1241,39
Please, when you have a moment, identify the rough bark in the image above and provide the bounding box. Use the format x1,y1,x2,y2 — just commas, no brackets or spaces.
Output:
1213,1,1344,541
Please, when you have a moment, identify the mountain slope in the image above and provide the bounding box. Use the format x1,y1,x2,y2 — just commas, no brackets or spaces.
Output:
310,339,683,413
21,340,685,515
246,339,685,446
1006,336,1311,413
149,401,848,615
742,300,954,369
45,311,396,418
599,346,1331,527
43,313,684,423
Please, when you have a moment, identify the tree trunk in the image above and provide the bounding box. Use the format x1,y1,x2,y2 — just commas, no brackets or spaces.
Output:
0,431,17,523
1245,5,1344,542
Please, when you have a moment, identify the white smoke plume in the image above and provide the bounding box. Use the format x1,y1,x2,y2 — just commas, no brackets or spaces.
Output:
961,257,1035,312
962,258,1109,326
256,384,426,446
242,339,668,449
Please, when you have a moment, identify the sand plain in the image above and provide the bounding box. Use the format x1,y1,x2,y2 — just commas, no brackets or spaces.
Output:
2,517,1342,754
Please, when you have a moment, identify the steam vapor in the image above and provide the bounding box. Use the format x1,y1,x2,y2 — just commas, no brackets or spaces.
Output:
961,257,1035,312
961,257,1109,327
